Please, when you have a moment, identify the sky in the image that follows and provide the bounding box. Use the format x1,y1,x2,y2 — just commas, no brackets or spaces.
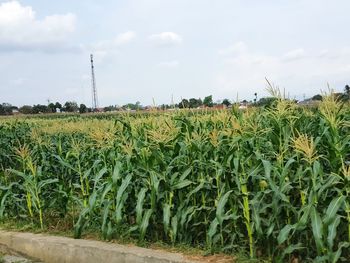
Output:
0,0,349,107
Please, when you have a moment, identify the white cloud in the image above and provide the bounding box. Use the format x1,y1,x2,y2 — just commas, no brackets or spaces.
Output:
158,60,179,68
90,50,109,64
215,42,350,99
218,41,247,56
317,48,350,60
281,48,306,62
90,31,136,56
0,1,76,52
11,77,24,86
319,49,330,58
81,74,90,81
149,32,182,47
64,87,80,96
340,64,350,73
115,31,136,45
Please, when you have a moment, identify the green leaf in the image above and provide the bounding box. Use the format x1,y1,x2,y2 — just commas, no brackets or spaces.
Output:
74,207,89,239
179,167,192,181
88,191,98,208
93,167,107,189
327,216,340,250
207,218,219,249
251,203,262,236
216,190,232,226
296,204,311,230
54,155,77,173
311,206,324,254
106,221,114,240
280,243,305,259
116,174,132,203
140,209,152,240
136,188,147,225
323,195,345,226
171,215,178,243
101,201,111,240
38,178,58,190
331,242,349,263
262,160,272,179
0,190,12,219
163,204,171,234
115,174,132,224
100,183,112,203
278,224,295,245
82,168,92,181
112,162,122,184
172,180,192,190
208,218,219,239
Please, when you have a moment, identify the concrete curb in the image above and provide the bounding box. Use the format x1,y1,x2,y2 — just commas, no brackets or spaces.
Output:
0,231,200,263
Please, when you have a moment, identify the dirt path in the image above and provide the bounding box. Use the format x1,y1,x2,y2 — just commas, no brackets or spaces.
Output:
1,254,41,263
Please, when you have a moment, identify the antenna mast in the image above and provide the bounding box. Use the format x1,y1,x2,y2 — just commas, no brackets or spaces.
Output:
90,54,98,110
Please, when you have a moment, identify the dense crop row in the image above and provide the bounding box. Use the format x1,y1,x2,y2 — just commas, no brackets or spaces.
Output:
0,95,349,262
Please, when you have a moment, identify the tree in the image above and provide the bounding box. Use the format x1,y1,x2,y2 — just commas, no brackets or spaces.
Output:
312,94,323,101
179,99,189,108
122,102,143,111
32,104,50,114
55,102,62,110
79,104,88,113
48,103,56,113
203,95,213,107
63,101,79,112
345,85,350,100
104,105,118,112
11,106,18,111
19,105,33,114
135,101,141,110
256,97,278,108
160,104,171,110
0,103,13,115
222,99,231,107
189,98,202,108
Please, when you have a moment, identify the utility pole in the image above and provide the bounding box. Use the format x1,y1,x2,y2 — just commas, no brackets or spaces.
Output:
90,54,98,110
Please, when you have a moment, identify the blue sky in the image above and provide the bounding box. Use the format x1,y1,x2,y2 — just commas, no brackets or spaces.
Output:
0,0,349,106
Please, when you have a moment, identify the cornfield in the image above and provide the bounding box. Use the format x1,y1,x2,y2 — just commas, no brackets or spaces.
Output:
0,95,349,262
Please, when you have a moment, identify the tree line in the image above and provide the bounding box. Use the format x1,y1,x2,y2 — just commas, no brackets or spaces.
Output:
0,101,89,116
1,85,349,116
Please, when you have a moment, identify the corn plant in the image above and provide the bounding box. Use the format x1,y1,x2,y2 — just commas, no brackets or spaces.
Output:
0,95,349,262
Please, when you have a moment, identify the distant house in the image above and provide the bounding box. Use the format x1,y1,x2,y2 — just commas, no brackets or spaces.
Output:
93,108,104,112
298,99,320,107
213,104,227,110
144,106,153,111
